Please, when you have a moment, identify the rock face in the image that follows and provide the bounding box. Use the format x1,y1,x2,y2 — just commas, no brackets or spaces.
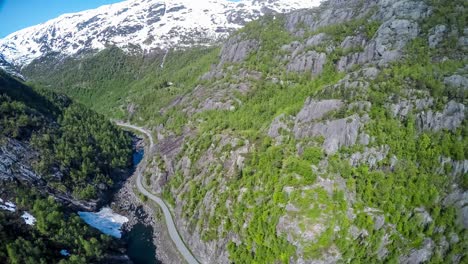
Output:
294,114,362,155
293,98,363,154
0,138,98,211
295,99,344,123
266,99,363,154
400,239,434,264
417,101,465,131
337,18,420,71
284,0,375,34
444,75,468,89
287,51,327,76
0,139,42,183
219,35,259,65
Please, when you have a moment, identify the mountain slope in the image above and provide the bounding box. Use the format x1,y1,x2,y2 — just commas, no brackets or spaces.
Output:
0,71,133,262
125,0,465,263
0,0,320,68
5,0,467,263
0,70,133,205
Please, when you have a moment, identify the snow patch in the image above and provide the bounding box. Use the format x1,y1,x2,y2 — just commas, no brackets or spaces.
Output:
0,0,323,67
60,249,70,256
0,200,16,212
21,212,36,225
78,207,129,238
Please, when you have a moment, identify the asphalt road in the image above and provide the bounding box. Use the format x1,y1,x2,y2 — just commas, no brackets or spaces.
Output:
116,122,199,264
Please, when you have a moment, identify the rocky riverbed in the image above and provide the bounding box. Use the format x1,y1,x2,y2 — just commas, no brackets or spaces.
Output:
110,138,185,264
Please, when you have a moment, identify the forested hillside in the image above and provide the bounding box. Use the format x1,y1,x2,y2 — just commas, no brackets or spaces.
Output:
16,0,468,263
24,47,219,125
0,71,133,263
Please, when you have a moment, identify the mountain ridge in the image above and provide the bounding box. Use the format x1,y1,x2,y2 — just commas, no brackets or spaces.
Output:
0,0,321,68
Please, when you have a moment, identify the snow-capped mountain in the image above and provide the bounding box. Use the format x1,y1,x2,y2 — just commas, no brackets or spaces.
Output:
0,0,321,68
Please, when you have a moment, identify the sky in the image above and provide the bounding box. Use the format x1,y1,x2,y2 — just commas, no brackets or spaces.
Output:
0,0,243,38
0,0,127,38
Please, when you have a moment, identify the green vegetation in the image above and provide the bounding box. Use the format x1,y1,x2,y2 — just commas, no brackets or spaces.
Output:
25,46,220,126
0,185,119,264
330,33,467,261
32,104,132,199
10,0,467,263
1,71,132,262
1,71,132,199
162,1,467,263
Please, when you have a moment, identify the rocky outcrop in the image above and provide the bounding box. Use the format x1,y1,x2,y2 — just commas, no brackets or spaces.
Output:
219,35,258,65
306,33,329,47
340,35,367,50
319,69,376,100
438,157,468,177
287,51,327,76
414,207,433,226
390,98,434,118
0,138,100,211
443,188,468,229
337,19,420,71
264,98,365,155
428,25,447,48
268,114,291,139
295,99,344,123
294,113,364,155
0,139,42,183
349,145,389,168
400,239,434,264
444,75,468,89
417,100,465,131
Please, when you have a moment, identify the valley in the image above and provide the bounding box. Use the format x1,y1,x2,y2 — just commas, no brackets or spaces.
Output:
117,122,199,264
0,0,467,263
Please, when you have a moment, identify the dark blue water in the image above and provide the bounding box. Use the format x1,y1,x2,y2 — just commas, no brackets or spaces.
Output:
133,148,144,166
126,148,159,264
126,222,159,264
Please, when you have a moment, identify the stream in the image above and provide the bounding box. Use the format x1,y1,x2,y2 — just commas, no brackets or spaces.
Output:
78,147,159,264
126,148,159,264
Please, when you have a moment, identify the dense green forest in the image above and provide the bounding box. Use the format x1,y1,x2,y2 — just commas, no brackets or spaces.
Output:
24,46,219,126
1,71,132,262
0,185,119,264
1,71,132,199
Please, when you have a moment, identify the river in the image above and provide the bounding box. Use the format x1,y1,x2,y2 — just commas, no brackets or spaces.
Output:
126,147,159,264
79,146,159,263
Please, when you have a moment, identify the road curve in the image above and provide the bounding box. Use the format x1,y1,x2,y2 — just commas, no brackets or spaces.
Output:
116,122,199,264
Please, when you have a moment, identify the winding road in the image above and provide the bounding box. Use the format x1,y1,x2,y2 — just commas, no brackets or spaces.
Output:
116,122,199,264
